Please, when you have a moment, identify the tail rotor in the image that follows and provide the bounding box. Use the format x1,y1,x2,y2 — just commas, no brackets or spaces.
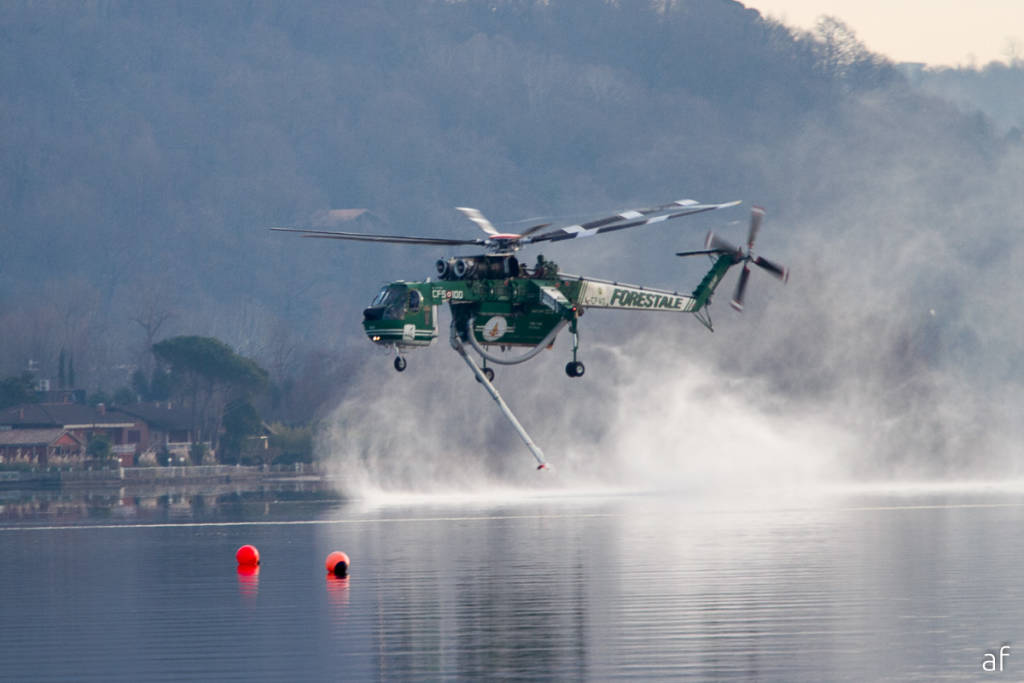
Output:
732,262,753,311
676,205,789,312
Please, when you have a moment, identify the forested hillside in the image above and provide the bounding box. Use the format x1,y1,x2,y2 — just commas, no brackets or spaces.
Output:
2,1,1022,471
912,59,1024,134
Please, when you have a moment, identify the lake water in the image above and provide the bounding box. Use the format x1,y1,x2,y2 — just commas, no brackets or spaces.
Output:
2,481,1023,681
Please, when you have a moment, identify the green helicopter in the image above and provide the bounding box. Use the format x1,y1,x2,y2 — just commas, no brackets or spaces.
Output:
273,198,787,469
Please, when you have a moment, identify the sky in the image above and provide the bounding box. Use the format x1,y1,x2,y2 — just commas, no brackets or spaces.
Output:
748,0,1024,67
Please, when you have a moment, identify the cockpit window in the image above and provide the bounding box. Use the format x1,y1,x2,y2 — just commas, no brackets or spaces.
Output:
408,290,422,311
371,284,409,320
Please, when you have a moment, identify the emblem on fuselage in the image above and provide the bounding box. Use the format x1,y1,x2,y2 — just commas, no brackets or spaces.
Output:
482,316,508,342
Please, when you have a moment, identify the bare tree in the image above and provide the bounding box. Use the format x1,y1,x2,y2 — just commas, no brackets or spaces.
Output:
129,282,177,378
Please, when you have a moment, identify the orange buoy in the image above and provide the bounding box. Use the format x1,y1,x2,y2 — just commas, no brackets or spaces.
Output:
236,544,260,567
326,551,350,577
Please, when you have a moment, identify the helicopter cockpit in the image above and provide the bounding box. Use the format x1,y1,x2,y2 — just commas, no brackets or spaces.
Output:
362,282,436,352
363,283,416,321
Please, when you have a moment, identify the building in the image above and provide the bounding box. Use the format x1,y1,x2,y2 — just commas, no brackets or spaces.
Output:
0,428,84,467
117,402,201,463
0,400,209,467
0,403,143,467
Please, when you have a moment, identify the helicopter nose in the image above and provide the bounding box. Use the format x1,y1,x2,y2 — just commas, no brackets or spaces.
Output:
363,306,384,321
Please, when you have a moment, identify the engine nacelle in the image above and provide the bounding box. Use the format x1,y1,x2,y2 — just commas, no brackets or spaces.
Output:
436,254,521,280
453,257,477,278
435,258,453,279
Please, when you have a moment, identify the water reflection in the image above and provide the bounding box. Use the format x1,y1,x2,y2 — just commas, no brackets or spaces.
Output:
3,486,1024,680
315,491,1024,680
0,481,342,526
325,575,350,607
317,504,597,679
236,565,260,598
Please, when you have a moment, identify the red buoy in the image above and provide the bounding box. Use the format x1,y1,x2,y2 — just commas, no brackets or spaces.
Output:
326,551,350,577
236,544,260,567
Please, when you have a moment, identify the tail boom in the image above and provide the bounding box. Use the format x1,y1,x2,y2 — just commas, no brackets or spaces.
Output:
573,278,699,313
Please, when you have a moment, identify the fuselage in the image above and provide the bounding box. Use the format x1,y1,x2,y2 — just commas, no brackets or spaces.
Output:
361,251,736,351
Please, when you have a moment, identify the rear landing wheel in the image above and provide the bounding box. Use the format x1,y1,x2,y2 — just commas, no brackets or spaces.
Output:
565,361,585,378
394,356,407,372
476,367,495,383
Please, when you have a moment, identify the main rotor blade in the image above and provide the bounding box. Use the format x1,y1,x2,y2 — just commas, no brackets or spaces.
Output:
528,199,741,245
455,207,498,236
571,198,722,232
731,264,751,312
675,248,723,257
270,227,484,247
754,255,790,282
747,206,765,249
517,221,551,238
458,207,550,240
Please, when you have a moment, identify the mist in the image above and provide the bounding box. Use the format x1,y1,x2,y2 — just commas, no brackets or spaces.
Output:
320,89,1024,495
321,304,851,501
3,1,1023,487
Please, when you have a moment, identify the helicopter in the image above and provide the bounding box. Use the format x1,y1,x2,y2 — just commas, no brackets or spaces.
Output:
272,197,788,469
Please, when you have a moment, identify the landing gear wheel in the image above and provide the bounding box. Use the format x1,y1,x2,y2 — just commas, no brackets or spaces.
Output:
394,356,407,372
565,361,585,378
476,366,495,383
